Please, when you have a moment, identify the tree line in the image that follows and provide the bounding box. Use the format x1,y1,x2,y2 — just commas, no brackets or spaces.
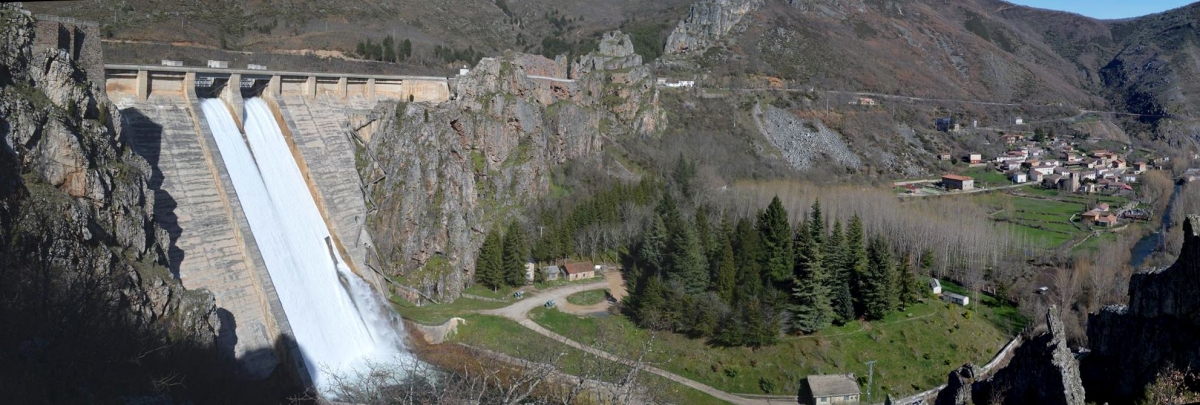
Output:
484,155,1031,347
622,195,926,347
475,221,531,290
355,35,413,63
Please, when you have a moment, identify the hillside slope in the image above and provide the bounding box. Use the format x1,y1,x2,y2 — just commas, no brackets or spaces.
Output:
23,0,691,73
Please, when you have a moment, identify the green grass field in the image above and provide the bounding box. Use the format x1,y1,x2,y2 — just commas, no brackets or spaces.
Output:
390,295,508,325
449,314,732,405
567,290,608,306
529,292,1017,399
972,188,1132,249
962,167,1011,186
462,284,519,300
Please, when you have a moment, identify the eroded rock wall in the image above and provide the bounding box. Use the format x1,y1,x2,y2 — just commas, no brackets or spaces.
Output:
360,33,662,301
664,0,764,55
978,309,1085,405
0,4,222,401
1084,215,1200,402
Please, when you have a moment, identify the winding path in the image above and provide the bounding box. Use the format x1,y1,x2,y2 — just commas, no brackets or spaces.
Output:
478,275,794,405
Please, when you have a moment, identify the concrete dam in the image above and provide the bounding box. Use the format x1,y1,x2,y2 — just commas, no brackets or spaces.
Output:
107,64,450,388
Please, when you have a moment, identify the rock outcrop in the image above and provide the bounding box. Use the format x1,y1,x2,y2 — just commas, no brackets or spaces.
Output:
978,309,1085,405
572,31,643,76
1084,215,1200,402
931,309,1085,405
1,4,222,401
934,364,978,405
359,33,661,301
664,0,764,55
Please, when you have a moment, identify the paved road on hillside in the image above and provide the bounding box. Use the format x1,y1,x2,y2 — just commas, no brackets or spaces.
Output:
479,278,796,405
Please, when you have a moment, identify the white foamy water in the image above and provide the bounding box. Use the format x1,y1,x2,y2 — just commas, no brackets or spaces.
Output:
200,98,406,394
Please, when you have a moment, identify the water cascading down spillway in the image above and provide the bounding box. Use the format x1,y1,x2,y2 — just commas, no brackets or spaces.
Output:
199,98,407,394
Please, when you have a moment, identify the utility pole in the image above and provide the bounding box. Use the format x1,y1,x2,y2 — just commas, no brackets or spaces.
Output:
866,360,877,404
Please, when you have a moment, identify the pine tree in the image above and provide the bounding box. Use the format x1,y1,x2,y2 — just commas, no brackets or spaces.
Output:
824,220,854,324
713,239,737,304
791,227,833,333
639,216,668,277
831,282,854,325
666,215,708,295
502,222,528,287
400,38,413,60
758,197,793,288
672,153,696,198
383,35,396,62
636,275,668,330
862,236,895,320
845,215,869,316
733,218,763,302
898,253,923,307
476,227,504,290
809,200,825,246
695,206,714,274
741,297,779,347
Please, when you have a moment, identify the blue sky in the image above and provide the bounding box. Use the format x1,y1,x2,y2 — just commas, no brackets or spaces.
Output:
1006,0,1196,19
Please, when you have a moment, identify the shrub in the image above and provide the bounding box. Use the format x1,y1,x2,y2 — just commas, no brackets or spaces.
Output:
759,377,776,393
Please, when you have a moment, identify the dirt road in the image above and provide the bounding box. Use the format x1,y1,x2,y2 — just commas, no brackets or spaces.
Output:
479,274,793,405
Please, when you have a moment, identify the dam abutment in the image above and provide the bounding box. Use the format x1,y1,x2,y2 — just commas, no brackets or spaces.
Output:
109,63,431,390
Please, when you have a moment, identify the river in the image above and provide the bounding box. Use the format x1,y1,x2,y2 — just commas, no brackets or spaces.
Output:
1129,183,1184,268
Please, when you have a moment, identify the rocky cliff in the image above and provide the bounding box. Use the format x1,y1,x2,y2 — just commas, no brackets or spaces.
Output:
664,0,764,55
0,5,225,401
1084,215,1200,402
933,309,1084,405
359,32,661,301
977,309,1085,405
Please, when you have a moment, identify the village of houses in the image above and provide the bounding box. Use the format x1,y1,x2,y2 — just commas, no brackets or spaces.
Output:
897,129,1164,231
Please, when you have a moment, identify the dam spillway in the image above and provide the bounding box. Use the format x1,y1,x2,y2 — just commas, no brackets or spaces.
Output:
112,65,412,391
200,98,406,390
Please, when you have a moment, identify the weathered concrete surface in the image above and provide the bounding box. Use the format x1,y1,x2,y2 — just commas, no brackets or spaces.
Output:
273,94,378,285
116,93,285,380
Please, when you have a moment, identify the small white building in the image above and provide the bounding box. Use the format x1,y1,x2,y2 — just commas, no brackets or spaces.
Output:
930,279,943,295
1010,171,1028,184
207,60,229,68
247,64,267,70
458,65,470,76
664,80,695,88
1015,117,1024,125
160,59,183,67
941,292,970,306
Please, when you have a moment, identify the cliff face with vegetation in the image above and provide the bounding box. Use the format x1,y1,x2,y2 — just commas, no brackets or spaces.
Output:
0,5,228,402
358,32,662,301
1084,215,1200,402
